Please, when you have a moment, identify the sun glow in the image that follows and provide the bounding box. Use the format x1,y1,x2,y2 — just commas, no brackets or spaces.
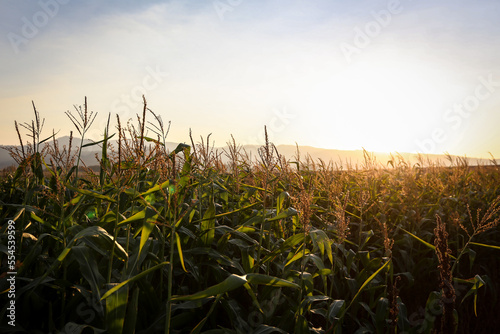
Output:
304,57,450,153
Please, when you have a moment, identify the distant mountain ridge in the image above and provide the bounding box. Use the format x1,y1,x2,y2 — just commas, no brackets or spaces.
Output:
0,136,496,169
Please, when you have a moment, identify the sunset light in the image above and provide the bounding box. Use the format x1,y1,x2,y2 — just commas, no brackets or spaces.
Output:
2,2,500,333
1,1,499,158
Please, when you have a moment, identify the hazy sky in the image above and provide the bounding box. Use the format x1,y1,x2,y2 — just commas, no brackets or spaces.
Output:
1,0,500,158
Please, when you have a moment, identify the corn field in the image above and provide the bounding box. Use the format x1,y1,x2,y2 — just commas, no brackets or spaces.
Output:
1,98,499,333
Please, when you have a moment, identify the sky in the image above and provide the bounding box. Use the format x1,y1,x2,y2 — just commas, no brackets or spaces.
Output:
1,0,500,158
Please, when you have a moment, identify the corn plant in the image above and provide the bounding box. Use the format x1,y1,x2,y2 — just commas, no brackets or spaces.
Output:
1,98,500,333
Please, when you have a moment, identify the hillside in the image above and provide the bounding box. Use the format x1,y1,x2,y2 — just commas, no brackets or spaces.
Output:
0,136,495,169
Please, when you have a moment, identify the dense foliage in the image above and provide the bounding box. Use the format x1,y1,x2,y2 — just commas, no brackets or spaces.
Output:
1,100,499,333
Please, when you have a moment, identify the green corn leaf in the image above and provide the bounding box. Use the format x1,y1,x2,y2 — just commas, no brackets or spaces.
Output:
190,294,222,334
241,246,255,272
123,287,140,334
16,233,61,277
243,282,262,312
306,253,326,271
246,273,300,289
67,185,116,203
401,228,435,251
309,228,333,264
172,274,247,301
266,207,299,222
295,315,309,333
375,297,389,333
38,131,59,145
285,248,310,267
71,226,128,262
64,165,78,182
401,229,457,260
241,183,267,192
469,242,500,250
139,221,155,258
63,227,114,256
282,233,306,249
101,262,169,300
81,133,116,147
63,194,87,223
359,229,374,250
57,247,72,262
30,211,56,231
276,191,289,213
118,207,158,227
175,232,188,272
67,194,83,206
12,158,28,182
169,143,190,157
468,248,477,272
140,179,171,197
31,152,44,181
328,299,345,323
71,246,105,303
339,260,391,320
141,136,164,146
99,211,118,224
106,284,128,334
30,226,113,286
172,273,299,301
213,201,260,219
458,274,485,316
201,204,216,246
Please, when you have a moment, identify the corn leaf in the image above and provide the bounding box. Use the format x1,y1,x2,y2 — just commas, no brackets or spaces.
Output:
101,262,169,300
175,232,188,272
81,133,116,147
67,185,116,203
339,260,391,320
469,242,500,250
285,248,310,267
401,229,457,260
123,287,140,334
139,221,155,257
172,273,299,301
266,207,299,222
246,273,300,289
140,179,171,197
172,274,247,301
118,207,158,227
201,204,216,246
459,274,485,316
71,246,105,304
106,284,128,334
190,295,222,334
